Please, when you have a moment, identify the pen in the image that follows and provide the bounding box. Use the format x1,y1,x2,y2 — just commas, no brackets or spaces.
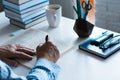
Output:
45,35,48,42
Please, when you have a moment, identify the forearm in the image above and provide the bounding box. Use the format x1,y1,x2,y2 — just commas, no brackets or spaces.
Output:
27,58,60,80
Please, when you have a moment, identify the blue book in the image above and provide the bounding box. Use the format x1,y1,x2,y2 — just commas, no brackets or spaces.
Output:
10,15,46,29
3,0,49,11
5,1,49,14
6,10,46,23
5,6,46,19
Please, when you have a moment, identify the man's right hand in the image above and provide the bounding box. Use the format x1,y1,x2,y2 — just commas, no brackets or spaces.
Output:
36,41,60,63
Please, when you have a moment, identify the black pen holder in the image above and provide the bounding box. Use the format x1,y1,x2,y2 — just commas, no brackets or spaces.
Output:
73,18,94,38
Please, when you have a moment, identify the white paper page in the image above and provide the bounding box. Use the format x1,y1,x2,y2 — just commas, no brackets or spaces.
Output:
3,28,74,69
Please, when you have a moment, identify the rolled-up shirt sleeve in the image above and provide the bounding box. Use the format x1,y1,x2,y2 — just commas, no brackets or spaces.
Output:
0,59,60,80
27,58,60,80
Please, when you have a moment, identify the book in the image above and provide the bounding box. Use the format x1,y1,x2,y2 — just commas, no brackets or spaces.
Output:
3,0,49,11
5,9,46,22
10,16,46,29
2,29,74,68
79,37,120,59
7,0,32,5
5,6,46,19
5,1,49,14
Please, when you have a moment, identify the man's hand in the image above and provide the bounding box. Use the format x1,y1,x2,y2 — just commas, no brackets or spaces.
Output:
0,44,35,67
36,41,60,63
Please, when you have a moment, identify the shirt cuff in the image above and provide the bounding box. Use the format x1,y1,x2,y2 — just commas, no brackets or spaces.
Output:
34,58,60,75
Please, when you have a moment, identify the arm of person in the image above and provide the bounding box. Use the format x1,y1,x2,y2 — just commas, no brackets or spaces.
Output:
0,59,60,80
0,40,60,80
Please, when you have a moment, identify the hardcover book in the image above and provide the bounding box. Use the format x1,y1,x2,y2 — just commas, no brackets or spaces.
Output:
3,0,48,11
5,1,49,14
7,0,31,5
10,16,46,29
5,6,46,19
5,10,46,22
79,34,120,58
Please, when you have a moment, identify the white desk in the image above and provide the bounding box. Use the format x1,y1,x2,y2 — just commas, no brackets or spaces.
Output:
0,12,120,80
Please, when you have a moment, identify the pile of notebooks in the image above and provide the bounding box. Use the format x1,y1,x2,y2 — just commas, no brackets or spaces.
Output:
79,31,120,58
3,0,49,28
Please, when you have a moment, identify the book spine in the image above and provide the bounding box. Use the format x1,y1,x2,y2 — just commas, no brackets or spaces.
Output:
5,1,49,14
3,0,49,11
6,10,46,22
5,6,46,19
7,0,32,5
17,13,46,24
10,16,46,28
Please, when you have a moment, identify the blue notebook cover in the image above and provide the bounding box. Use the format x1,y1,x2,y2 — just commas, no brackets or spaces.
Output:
79,37,120,58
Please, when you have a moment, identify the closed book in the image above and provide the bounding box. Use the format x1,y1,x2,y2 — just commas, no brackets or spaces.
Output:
5,9,46,22
10,16,46,29
7,0,32,5
5,1,49,14
5,6,46,19
3,0,49,11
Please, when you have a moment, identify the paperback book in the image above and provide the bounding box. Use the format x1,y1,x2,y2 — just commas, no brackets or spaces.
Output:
3,0,49,11
10,16,46,29
5,1,49,14
5,6,46,19
7,0,32,5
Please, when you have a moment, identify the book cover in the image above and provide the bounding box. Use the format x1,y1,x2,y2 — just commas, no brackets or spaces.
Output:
10,16,46,29
5,1,49,14
7,0,32,5
3,0,49,11
5,6,46,19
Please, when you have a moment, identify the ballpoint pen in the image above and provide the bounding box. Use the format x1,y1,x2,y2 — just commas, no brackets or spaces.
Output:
45,35,48,42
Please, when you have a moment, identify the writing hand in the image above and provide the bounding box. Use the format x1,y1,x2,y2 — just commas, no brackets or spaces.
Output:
36,40,60,63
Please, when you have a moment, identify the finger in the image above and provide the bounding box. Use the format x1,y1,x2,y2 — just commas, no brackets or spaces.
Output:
17,48,36,56
13,51,33,60
1,58,19,67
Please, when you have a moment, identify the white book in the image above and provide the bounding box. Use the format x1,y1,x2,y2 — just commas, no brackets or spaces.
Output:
5,6,46,19
7,0,32,5
5,2,49,14
10,16,46,29
3,0,48,11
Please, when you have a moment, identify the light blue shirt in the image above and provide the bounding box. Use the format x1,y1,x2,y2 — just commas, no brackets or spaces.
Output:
0,59,60,80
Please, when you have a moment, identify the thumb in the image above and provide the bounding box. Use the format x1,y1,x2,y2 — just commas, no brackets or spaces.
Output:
1,58,19,67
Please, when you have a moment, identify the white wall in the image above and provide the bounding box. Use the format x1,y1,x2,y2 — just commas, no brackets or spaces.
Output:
95,0,120,33
49,0,76,19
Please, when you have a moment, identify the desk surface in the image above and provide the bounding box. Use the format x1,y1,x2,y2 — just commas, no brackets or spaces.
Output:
0,12,120,80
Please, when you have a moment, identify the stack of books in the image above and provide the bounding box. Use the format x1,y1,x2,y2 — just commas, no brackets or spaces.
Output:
3,0,49,28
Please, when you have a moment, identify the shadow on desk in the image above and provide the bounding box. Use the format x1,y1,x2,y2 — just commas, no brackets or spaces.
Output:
0,24,21,36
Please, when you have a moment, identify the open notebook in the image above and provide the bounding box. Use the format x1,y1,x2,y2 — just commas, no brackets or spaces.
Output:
3,28,73,69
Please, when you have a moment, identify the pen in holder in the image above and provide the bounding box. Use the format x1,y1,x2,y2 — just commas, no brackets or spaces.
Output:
73,18,94,38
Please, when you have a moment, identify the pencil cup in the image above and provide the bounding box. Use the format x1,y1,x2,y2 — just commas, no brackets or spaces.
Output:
73,18,94,38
